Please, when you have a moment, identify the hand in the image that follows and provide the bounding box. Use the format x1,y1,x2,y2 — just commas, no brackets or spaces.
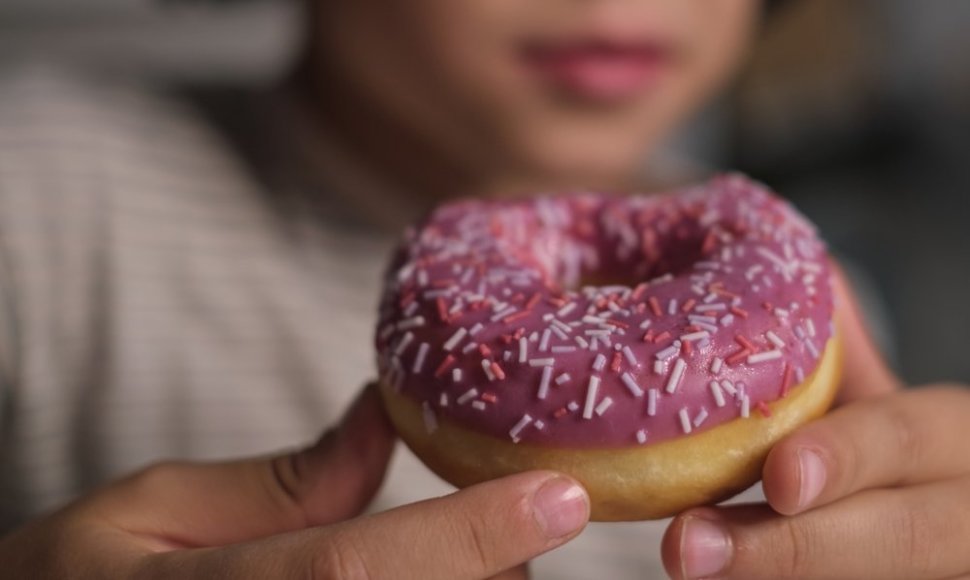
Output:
0,384,590,579
663,268,970,579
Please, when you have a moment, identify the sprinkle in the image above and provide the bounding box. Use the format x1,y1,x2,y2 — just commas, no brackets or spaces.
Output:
439,392,449,406
679,407,693,434
396,316,426,331
471,401,487,411
720,314,736,327
639,319,653,330
556,372,571,385
695,303,726,312
461,342,479,354
529,357,555,367
621,346,638,367
435,354,457,377
574,336,589,349
656,343,681,361
610,352,623,372
557,302,577,317
748,350,783,364
726,348,751,366
647,388,659,416
583,315,607,325
481,359,496,381
490,361,506,380
443,327,468,351
766,331,786,349
412,342,430,373
567,401,580,412
665,358,687,393
451,368,462,382
537,365,553,400
668,299,678,315
710,357,724,374
468,322,485,336
653,360,664,375
741,395,751,418
721,379,737,396
582,376,601,419
534,419,545,430
805,338,820,358
648,296,662,316
509,413,534,443
490,306,517,322
680,331,710,342
422,402,438,434
620,372,644,397
518,337,529,363
730,306,749,319
595,397,614,416
552,345,577,353
636,429,648,444
652,331,672,344
710,381,726,407
393,332,415,356
781,363,793,396
693,407,709,427
592,353,607,371
806,318,817,337
538,328,552,352
457,388,479,405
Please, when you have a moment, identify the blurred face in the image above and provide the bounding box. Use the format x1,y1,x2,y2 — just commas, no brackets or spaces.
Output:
316,1,759,190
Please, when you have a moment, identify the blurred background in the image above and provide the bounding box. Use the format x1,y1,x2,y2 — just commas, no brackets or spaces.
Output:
2,0,968,385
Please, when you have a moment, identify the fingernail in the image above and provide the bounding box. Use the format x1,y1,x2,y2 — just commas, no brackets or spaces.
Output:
797,448,827,510
681,515,731,579
532,477,589,539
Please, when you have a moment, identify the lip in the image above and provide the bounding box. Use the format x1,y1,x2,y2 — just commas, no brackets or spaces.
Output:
519,38,671,103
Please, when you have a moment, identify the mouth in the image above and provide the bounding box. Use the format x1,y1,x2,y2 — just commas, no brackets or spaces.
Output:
519,38,673,103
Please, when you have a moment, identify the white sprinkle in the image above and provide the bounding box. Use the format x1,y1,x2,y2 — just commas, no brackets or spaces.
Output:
710,380,726,407
585,329,612,337
796,366,806,383
805,338,820,358
695,303,726,312
468,323,484,336
481,359,496,381
636,429,648,444
503,350,512,362
443,327,468,351
567,401,580,412
583,315,607,325
534,419,545,430
665,358,687,394
668,299,678,315
574,336,589,349
397,316,426,331
774,308,790,318
452,368,462,382
766,331,786,349
621,372,644,397
721,379,737,396
582,376,601,419
592,353,607,371
653,359,665,375
680,331,710,342
394,332,415,356
537,365,553,400
439,392,449,407
509,413,534,443
552,345,577,353
417,269,429,286
556,372,571,385
679,407,693,434
720,314,735,327
622,346,638,367
806,318,817,337
550,325,569,340
518,337,529,363
422,401,438,434
748,350,783,364
557,302,577,318
378,324,395,341
741,395,751,418
457,388,479,405
550,319,573,334
655,343,681,361
412,342,430,373
472,401,487,411
529,357,555,367
461,342,478,354
539,329,552,352
639,319,653,330
647,388,659,416
710,356,724,374
595,397,614,416
693,407,709,427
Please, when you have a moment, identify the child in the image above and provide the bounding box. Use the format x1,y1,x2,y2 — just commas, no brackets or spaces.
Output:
2,1,967,578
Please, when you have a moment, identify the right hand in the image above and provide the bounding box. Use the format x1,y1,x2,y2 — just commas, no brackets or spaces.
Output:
0,383,590,579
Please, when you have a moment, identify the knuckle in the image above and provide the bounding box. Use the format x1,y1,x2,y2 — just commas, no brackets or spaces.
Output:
313,534,374,580
778,516,814,578
896,498,937,575
883,403,923,482
457,507,495,573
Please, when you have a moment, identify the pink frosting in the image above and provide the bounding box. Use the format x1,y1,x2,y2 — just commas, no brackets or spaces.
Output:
376,174,835,448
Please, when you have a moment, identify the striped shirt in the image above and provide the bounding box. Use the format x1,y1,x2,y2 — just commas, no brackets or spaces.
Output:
0,64,719,578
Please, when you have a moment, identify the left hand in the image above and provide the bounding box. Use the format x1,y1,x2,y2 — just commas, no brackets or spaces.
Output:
663,270,970,579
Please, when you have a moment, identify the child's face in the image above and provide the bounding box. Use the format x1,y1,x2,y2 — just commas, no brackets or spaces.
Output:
319,0,759,187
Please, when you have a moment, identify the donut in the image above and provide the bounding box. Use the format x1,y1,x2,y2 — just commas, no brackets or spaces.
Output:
375,174,841,521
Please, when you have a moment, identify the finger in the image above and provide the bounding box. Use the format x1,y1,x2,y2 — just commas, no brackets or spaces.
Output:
159,471,588,580
488,563,530,580
663,476,970,580
763,386,970,515
831,263,902,403
104,382,395,547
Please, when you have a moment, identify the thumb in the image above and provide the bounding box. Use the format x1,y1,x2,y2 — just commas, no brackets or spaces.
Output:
153,471,588,580
106,382,396,548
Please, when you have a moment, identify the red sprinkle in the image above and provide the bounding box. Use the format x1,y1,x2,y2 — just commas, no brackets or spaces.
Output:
681,340,693,356
605,319,629,329
481,392,498,403
610,352,623,372
436,297,450,323
780,363,793,397
490,362,506,380
478,344,492,357
503,310,531,324
681,298,697,313
525,292,542,310
756,401,773,417
734,335,758,352
433,354,456,378
730,306,750,319
652,331,672,344
553,407,569,419
726,348,751,366
648,296,662,316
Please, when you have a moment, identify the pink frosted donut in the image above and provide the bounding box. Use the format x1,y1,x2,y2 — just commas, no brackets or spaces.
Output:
376,174,842,520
